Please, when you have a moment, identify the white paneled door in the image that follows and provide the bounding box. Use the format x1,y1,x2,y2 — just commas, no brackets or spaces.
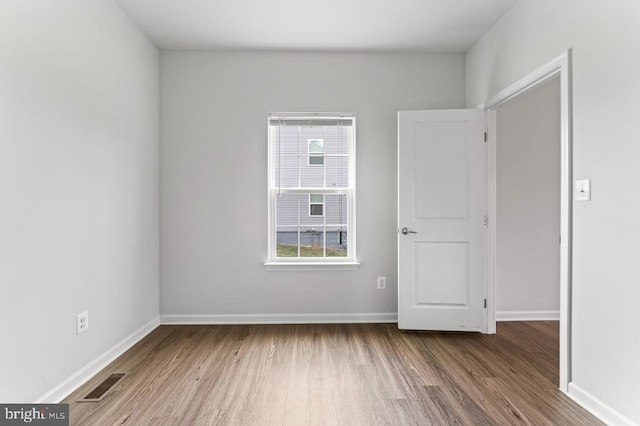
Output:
398,110,486,331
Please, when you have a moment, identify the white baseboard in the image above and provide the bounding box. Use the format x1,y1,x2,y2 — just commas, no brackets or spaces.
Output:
496,310,560,321
568,382,636,426
36,316,160,403
160,312,398,325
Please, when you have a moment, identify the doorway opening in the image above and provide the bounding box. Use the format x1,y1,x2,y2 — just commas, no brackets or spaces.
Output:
495,76,561,323
483,50,572,392
495,76,562,385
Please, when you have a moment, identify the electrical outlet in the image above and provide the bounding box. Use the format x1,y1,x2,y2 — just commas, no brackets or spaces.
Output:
376,276,386,290
77,311,89,335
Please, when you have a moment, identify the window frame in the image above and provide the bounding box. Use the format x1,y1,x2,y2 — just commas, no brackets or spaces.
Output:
266,113,358,269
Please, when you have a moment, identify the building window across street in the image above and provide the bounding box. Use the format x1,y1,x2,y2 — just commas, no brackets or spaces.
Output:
309,194,324,216
308,139,324,166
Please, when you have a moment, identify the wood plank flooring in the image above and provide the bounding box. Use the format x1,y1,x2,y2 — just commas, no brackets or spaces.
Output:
64,322,601,425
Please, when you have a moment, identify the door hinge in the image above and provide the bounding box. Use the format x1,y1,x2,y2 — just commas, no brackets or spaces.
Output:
484,132,488,142
483,215,488,227
484,299,487,309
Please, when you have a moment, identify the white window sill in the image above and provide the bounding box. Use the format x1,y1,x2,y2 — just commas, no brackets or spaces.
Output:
264,261,360,271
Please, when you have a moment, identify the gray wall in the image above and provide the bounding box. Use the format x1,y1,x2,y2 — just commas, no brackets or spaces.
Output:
160,51,465,317
466,0,640,422
496,78,561,315
0,0,159,401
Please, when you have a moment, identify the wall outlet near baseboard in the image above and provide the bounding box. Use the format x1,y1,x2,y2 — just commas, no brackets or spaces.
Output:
376,276,387,290
77,311,89,334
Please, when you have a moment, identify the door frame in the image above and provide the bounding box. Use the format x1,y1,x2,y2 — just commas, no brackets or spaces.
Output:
480,50,573,393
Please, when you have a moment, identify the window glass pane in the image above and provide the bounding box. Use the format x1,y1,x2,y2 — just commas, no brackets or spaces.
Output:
324,155,348,187
274,193,348,258
301,156,324,186
275,194,299,227
326,227,348,257
310,204,323,216
308,139,324,153
274,155,299,188
301,228,324,257
308,155,324,166
324,128,349,156
275,228,327,258
325,194,348,226
276,231,299,257
273,126,300,156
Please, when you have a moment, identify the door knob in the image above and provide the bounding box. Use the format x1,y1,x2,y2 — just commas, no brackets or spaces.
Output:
401,227,417,235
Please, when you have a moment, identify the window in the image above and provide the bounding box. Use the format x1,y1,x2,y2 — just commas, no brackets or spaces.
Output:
267,113,356,265
309,194,324,216
308,139,324,165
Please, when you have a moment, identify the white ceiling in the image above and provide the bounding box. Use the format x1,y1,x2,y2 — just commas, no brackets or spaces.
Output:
114,0,517,52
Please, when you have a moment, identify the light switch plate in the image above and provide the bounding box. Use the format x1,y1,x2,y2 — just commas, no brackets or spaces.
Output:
575,179,591,201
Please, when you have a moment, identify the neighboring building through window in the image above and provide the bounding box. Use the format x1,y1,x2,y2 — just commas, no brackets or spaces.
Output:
268,113,356,262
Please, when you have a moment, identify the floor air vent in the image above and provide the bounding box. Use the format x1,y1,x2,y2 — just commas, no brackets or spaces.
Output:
78,373,127,402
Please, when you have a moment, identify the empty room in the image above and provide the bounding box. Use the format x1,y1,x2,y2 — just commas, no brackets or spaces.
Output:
1,0,639,425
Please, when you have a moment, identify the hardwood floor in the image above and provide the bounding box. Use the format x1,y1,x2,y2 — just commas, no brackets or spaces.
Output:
64,322,601,425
